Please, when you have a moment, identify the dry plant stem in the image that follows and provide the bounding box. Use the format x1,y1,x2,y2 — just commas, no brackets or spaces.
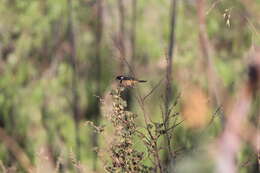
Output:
197,0,222,108
133,80,180,172
112,39,136,77
153,140,163,173
138,127,163,173
143,78,164,101
0,127,35,173
206,0,222,15
165,0,177,105
131,0,137,68
165,120,184,132
121,54,136,78
117,0,126,73
244,16,260,36
132,84,164,173
164,0,177,160
135,94,150,125
135,80,168,173
240,1,260,36
107,87,151,172
136,95,163,173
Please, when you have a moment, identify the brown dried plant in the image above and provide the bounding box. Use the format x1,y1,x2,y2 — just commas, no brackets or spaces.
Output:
102,83,183,173
105,87,152,173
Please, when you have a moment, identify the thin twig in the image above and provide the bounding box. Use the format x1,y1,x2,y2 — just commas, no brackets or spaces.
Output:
206,0,222,15
206,105,222,128
143,78,164,101
135,91,163,173
165,120,184,132
245,16,260,36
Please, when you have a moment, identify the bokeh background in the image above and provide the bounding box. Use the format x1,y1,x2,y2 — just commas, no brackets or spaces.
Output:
0,0,259,172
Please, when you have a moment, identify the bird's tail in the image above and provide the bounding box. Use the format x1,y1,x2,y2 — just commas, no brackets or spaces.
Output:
138,80,147,83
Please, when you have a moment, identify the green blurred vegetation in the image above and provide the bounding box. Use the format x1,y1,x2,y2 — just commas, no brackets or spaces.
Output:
0,0,259,172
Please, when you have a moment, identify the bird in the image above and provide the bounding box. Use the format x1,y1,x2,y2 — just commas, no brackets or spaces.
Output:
116,75,147,87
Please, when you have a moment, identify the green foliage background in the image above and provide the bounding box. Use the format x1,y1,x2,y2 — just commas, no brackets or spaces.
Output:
0,0,258,172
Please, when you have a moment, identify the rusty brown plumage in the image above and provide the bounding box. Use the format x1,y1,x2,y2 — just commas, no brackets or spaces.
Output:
116,75,146,87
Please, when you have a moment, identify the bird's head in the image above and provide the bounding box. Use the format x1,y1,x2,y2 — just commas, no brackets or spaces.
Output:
116,75,124,80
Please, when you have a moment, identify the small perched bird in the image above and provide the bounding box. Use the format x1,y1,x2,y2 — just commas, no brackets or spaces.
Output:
116,75,147,87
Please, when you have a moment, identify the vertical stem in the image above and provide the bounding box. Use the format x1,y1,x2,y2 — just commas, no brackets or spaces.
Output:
197,0,222,106
154,140,164,173
257,112,260,170
67,0,80,162
131,0,137,68
197,0,225,126
164,0,177,161
137,97,163,173
92,0,103,171
197,0,209,59
118,0,126,73
165,0,177,107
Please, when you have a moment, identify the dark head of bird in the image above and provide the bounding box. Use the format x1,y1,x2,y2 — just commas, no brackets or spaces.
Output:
116,76,125,80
